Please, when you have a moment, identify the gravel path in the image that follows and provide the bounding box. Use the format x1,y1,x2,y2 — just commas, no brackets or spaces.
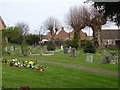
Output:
18,57,119,77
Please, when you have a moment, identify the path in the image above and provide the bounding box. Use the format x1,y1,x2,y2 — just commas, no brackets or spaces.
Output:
18,57,119,77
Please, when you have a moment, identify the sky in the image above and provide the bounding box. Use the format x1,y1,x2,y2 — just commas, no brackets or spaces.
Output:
0,0,119,36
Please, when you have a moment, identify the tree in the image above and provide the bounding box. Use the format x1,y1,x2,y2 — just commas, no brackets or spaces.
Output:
93,2,120,27
87,7,106,48
66,4,107,48
85,1,120,27
15,22,29,56
65,5,90,45
47,40,56,51
43,17,61,40
25,34,40,45
83,40,96,53
2,27,20,51
71,31,79,49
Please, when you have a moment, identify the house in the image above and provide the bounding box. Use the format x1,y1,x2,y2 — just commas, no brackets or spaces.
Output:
55,27,69,40
0,16,6,30
43,27,87,40
68,29,87,40
102,29,120,46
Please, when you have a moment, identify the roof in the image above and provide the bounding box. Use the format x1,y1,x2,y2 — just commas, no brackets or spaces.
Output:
0,16,6,30
55,27,69,39
102,29,120,39
43,27,87,40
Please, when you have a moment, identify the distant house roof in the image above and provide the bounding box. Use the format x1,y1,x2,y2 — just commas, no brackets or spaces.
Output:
55,27,69,39
102,29,120,40
0,16,6,30
43,27,87,40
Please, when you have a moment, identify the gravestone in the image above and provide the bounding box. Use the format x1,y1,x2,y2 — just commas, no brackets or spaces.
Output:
108,55,114,60
10,46,14,52
70,48,76,57
86,55,93,62
102,56,110,64
64,47,68,54
61,45,63,50
101,50,107,55
43,45,47,54
32,44,35,49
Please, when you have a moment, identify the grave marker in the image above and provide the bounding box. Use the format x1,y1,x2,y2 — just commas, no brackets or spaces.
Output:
61,45,63,50
102,50,107,55
10,46,14,52
64,47,68,54
43,45,47,54
70,48,76,57
102,56,111,64
86,55,93,62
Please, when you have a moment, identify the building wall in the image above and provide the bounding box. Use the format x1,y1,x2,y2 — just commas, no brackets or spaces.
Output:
102,29,120,46
0,16,6,30
0,21,5,30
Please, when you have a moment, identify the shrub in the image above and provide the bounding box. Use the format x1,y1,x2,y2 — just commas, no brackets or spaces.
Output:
25,34,40,45
47,40,56,51
21,40,29,56
54,38,65,46
65,40,72,47
83,40,96,53
71,31,79,49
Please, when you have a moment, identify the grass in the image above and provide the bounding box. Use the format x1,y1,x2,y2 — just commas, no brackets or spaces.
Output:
2,44,119,88
2,63,118,88
3,47,118,72
0,62,2,88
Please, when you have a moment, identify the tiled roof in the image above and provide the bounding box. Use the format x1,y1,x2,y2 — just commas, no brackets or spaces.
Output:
102,29,120,39
43,27,87,40
55,27,69,39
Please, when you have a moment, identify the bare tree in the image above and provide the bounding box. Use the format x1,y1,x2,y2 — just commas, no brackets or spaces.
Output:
43,17,61,40
16,22,29,56
65,5,90,44
65,5,106,48
16,22,29,36
87,7,106,48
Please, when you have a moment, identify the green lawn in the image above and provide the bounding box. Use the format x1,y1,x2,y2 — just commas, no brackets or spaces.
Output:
3,47,118,72
2,63,118,88
2,45,119,88
0,62,2,88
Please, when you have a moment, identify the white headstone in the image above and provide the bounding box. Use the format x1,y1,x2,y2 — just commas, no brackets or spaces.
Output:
61,45,63,50
86,55,93,62
10,46,14,52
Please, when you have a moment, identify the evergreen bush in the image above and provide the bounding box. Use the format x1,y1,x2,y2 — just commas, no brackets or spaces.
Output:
47,40,56,51
83,40,96,53
71,31,79,49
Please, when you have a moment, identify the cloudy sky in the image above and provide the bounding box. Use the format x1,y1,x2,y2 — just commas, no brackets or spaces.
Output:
0,0,119,35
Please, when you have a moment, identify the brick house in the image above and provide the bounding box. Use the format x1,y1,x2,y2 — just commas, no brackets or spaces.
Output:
0,16,6,30
43,27,87,40
102,29,120,46
55,27,70,40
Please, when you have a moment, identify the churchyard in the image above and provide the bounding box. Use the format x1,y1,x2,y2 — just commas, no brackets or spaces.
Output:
1,43,119,88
